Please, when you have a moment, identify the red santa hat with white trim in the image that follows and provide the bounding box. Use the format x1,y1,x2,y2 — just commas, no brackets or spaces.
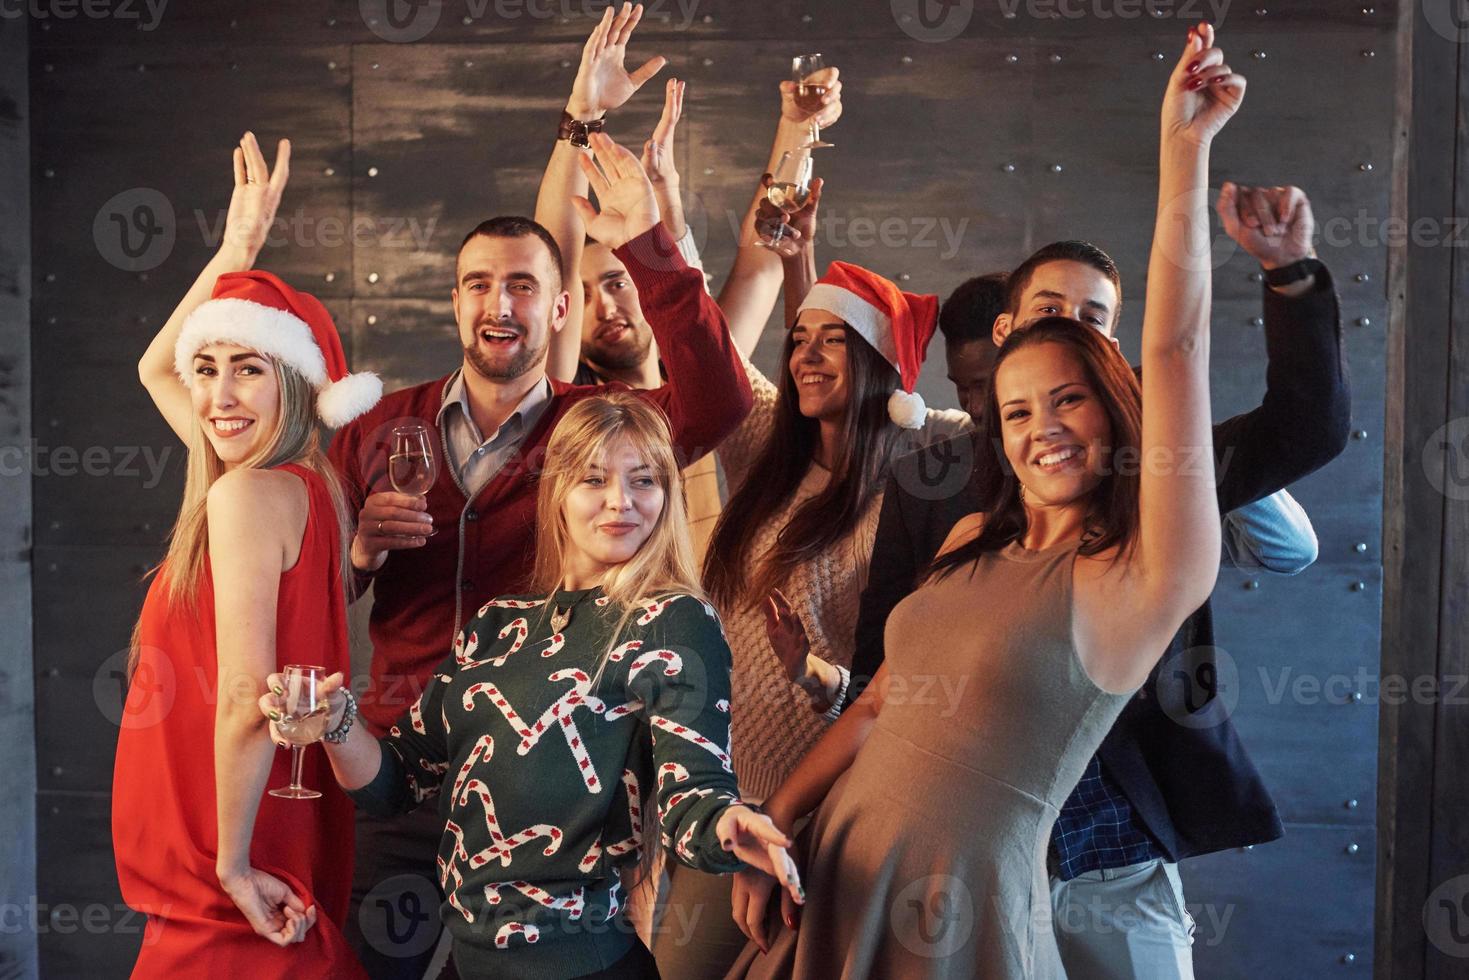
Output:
796,261,938,429
174,270,382,428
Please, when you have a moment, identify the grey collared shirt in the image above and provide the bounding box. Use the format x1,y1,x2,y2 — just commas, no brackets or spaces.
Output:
436,371,552,498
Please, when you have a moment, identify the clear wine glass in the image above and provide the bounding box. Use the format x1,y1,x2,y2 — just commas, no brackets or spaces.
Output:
793,53,834,149
389,423,438,536
269,664,329,800
758,150,814,251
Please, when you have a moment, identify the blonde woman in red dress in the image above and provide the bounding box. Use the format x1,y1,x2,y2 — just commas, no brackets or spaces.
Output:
113,132,379,977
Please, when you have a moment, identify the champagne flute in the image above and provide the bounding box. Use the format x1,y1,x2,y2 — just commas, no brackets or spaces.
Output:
758,150,814,251
269,664,329,800
793,53,834,149
388,423,438,536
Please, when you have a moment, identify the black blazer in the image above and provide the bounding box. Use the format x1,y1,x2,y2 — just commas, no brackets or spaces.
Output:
849,262,1351,862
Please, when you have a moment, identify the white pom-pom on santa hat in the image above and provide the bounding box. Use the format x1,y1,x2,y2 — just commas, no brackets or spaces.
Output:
798,261,940,431
175,270,381,427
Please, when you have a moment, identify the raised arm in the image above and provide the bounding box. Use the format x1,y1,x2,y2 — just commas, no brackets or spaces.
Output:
1079,24,1242,691
716,69,842,355
138,133,289,441
1223,489,1318,575
1209,182,1350,511
539,2,666,383
573,133,754,461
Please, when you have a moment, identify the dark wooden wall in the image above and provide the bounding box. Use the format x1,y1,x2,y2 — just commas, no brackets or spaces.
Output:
1,12,37,980
23,1,1400,976
1377,1,1469,978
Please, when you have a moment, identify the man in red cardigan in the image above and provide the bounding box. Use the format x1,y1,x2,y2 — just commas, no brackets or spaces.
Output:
327,132,752,977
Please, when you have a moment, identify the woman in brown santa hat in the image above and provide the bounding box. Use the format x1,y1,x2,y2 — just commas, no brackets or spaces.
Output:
115,131,378,978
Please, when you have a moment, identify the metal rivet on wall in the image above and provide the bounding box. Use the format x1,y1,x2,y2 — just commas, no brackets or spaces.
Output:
1345,842,1360,854
1353,429,1368,440
44,63,54,72
702,167,715,176
1355,272,1370,282
1361,49,1376,58
47,316,56,325
367,314,378,326
1003,8,1016,17
1150,6,1165,15
1343,953,1357,964
1250,316,1264,327
368,166,380,177
1358,162,1374,172
1346,798,1359,809
462,14,473,24
1049,163,1063,173
1248,271,1263,282
1350,691,1364,703
138,272,148,282
701,58,714,67
701,13,713,22
325,17,335,27
328,61,338,70
137,63,147,72
1244,579,1260,590
370,62,380,71
560,60,572,69
800,13,813,23
1001,163,1016,173
1006,53,1019,65
1358,316,1372,327
44,273,55,283
1362,5,1374,13
44,168,54,178
51,766,63,777
1242,844,1255,851
367,273,380,285
1048,54,1062,64
1152,51,1166,61
1355,542,1368,554
325,272,337,283
1251,50,1267,60
1350,581,1366,592
901,55,913,65
324,166,336,177
464,60,474,69
229,62,239,71
45,667,59,678
898,273,912,282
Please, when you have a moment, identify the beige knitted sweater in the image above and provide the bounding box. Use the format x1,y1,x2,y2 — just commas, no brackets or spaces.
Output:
717,350,970,801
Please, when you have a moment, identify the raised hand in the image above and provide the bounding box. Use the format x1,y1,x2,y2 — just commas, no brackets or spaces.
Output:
763,588,813,683
222,131,290,261
567,2,666,119
755,176,823,258
780,66,843,131
571,132,660,249
1216,182,1315,269
218,866,317,947
1162,22,1246,147
642,77,686,184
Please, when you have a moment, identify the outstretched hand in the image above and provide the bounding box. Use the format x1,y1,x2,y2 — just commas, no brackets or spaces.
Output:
780,66,843,130
222,132,290,261
642,77,686,185
1216,182,1315,269
716,805,804,908
1161,23,1246,147
567,2,666,119
572,133,661,249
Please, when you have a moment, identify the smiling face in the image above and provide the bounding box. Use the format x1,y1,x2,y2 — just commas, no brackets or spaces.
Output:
190,343,281,469
453,233,568,382
560,435,667,587
580,242,654,374
994,259,1120,345
788,308,850,422
994,340,1112,507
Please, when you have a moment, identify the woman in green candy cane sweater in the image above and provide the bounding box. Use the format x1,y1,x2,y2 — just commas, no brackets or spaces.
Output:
259,393,802,980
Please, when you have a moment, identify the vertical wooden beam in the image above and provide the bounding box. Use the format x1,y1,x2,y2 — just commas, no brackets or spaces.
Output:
0,14,37,980
1379,1,1462,977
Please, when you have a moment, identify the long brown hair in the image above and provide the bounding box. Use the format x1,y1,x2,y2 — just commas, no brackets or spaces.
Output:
703,324,902,612
130,357,354,672
928,316,1142,579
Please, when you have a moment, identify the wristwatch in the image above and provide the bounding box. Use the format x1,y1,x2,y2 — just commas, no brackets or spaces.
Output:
558,111,605,149
1262,257,1318,288
323,687,358,744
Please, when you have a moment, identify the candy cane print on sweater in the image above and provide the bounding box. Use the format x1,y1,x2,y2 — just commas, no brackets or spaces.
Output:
462,670,610,792
439,819,474,923
485,881,586,921
494,922,540,949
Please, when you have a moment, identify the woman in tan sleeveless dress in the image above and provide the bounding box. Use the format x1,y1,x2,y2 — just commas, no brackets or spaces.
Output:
726,24,1246,979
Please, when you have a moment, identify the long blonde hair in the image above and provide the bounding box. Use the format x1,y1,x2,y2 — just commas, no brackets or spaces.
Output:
530,392,704,645
130,357,354,670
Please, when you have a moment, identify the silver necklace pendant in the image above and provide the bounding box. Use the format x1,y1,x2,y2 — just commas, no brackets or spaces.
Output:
550,604,571,634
